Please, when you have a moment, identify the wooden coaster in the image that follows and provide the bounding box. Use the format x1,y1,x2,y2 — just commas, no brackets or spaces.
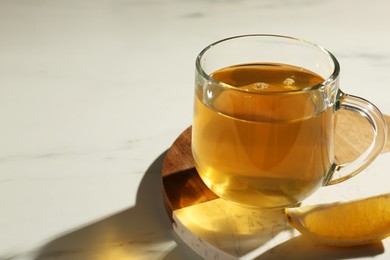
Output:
161,112,390,259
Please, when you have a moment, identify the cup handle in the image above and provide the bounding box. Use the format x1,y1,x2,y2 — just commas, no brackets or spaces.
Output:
324,90,388,185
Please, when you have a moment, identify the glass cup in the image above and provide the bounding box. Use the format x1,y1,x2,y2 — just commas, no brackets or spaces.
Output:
192,34,387,209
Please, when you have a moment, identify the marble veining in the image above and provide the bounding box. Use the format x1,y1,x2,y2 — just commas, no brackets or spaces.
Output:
337,52,390,66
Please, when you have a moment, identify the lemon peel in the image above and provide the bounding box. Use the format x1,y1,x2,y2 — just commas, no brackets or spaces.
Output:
285,194,390,246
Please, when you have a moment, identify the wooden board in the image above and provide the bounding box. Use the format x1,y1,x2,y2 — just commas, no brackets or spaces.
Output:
161,112,390,259
162,112,390,218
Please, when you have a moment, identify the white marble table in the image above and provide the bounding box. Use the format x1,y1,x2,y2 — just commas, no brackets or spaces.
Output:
0,0,389,259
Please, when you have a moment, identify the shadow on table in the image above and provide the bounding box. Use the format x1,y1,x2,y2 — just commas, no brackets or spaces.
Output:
34,150,200,260
255,235,384,260
34,150,386,260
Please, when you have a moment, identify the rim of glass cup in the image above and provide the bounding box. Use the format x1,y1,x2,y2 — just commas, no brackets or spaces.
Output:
196,34,341,95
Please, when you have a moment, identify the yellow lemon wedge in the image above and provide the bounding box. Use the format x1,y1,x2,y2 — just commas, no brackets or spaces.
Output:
285,194,390,246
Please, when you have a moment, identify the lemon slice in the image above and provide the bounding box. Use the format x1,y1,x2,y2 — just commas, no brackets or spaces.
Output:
285,194,390,246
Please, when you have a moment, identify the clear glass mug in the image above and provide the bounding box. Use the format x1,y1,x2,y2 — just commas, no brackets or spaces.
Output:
192,35,387,209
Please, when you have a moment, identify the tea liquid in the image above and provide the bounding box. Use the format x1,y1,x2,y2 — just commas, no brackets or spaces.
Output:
192,63,334,208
